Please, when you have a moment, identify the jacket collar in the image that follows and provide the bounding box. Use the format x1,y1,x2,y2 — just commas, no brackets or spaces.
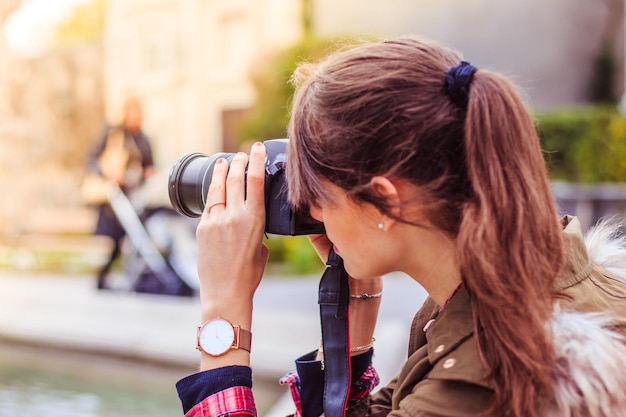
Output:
424,286,475,363
556,216,594,290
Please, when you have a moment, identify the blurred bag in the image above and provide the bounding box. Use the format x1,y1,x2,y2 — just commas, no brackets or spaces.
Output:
99,128,130,185
80,128,129,205
80,174,115,205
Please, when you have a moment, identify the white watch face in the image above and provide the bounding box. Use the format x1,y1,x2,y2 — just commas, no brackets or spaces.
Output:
199,318,235,356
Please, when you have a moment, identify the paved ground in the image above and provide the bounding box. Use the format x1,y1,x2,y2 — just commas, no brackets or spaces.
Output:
0,270,427,416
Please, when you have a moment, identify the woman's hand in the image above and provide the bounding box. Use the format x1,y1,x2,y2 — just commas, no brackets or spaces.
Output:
308,234,383,357
196,142,269,369
308,233,332,261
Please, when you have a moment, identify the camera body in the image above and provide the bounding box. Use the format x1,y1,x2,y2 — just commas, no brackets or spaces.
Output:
168,138,324,236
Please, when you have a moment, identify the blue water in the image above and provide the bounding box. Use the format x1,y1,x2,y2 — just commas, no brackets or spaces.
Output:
0,345,183,417
0,343,284,417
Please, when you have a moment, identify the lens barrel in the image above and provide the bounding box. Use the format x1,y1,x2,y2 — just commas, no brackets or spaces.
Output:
168,139,325,235
167,152,232,217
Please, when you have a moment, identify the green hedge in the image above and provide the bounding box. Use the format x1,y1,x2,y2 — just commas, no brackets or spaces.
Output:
265,235,325,275
237,36,347,144
537,106,626,182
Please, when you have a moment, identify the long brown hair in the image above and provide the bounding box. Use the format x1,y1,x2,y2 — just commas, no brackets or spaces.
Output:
287,36,565,417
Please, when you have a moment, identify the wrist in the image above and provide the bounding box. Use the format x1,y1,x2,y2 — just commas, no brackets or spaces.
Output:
200,349,250,370
350,290,383,300
317,337,376,358
199,289,255,316
349,293,380,358
349,276,383,298
350,337,375,356
200,296,253,322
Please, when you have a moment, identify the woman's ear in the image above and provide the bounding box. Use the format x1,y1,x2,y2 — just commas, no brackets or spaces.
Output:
369,176,401,229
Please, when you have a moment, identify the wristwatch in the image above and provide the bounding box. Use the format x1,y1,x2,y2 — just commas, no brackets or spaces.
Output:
196,317,252,356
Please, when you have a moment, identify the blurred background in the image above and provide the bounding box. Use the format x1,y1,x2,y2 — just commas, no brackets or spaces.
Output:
0,0,626,415
1,0,626,270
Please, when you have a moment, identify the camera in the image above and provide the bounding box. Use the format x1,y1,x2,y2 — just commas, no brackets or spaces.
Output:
167,138,325,236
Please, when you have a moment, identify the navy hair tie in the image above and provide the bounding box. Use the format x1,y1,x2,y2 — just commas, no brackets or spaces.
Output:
446,61,478,107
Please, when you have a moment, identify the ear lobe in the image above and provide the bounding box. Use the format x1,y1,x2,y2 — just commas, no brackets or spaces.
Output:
369,176,401,220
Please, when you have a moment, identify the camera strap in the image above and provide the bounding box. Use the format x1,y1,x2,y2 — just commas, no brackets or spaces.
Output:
318,248,351,417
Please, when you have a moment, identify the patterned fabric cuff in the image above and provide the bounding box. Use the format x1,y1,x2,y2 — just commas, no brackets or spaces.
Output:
348,364,380,405
280,371,304,417
280,351,379,417
176,366,252,414
184,386,257,417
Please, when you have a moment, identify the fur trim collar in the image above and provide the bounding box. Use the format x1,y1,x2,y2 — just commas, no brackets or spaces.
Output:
550,217,626,417
550,309,626,417
584,217,626,281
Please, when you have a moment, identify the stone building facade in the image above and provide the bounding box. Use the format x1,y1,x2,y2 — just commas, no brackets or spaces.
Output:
103,0,303,169
0,0,623,241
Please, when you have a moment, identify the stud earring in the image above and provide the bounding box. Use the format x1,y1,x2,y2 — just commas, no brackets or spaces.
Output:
378,223,384,230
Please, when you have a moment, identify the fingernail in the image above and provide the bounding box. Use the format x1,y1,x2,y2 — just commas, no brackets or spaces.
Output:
253,141,263,147
215,158,224,164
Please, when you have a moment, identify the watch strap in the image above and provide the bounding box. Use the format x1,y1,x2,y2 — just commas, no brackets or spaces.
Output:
234,325,252,352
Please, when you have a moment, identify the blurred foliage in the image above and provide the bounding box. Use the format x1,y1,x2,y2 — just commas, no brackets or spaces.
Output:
237,35,369,143
54,0,105,47
265,235,324,275
537,105,626,182
237,36,333,142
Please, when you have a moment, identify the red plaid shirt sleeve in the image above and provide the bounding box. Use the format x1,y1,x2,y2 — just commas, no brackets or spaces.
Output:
184,385,257,417
179,361,378,417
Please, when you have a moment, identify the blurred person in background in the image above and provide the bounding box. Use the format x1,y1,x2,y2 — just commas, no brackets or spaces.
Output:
176,36,626,417
86,96,155,290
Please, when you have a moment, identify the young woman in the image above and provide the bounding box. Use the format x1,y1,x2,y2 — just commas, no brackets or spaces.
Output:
176,36,626,417
87,97,155,290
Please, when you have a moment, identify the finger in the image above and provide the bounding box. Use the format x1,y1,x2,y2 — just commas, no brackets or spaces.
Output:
246,142,266,214
203,158,228,218
308,234,332,261
225,152,248,208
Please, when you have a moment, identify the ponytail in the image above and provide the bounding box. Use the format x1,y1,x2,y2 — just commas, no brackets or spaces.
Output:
458,70,565,417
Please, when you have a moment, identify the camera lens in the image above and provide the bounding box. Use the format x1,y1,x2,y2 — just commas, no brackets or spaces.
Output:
168,139,325,235
168,152,234,217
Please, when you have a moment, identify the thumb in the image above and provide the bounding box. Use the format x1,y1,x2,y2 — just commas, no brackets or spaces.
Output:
308,234,332,262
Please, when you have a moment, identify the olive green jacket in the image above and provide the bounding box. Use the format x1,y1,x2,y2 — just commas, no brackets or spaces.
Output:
351,216,626,417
